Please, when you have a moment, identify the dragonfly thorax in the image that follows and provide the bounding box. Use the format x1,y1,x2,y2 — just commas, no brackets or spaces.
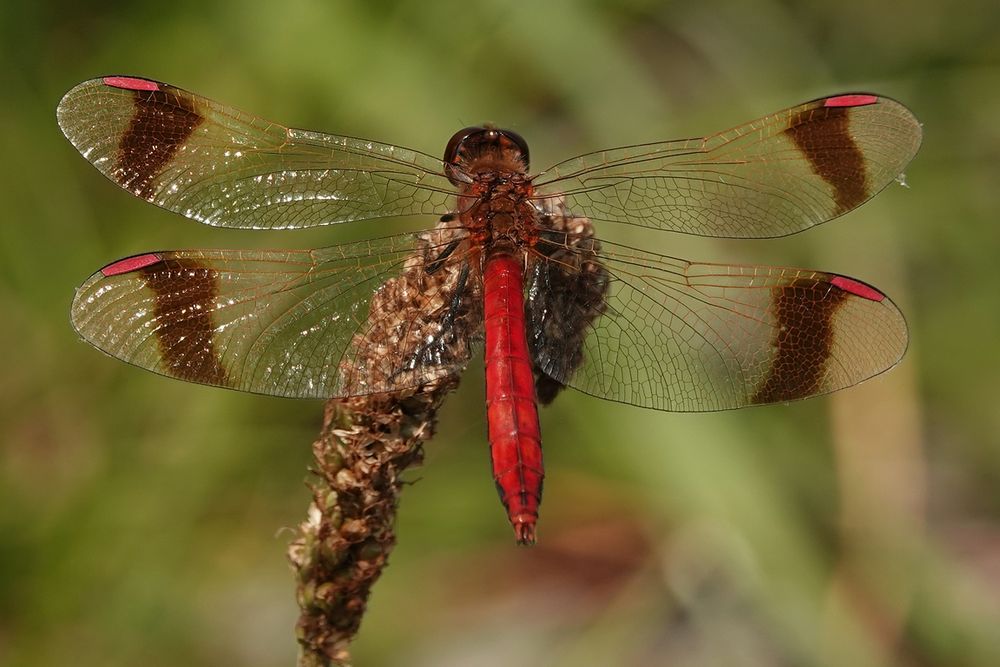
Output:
459,176,539,253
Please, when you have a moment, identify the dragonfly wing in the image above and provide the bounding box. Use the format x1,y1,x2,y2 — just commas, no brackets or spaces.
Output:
58,76,455,229
532,94,921,238
527,236,907,411
71,230,479,398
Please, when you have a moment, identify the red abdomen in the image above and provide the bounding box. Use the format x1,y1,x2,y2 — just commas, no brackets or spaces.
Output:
483,252,543,545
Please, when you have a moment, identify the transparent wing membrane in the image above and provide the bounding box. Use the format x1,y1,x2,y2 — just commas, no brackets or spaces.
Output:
58,77,455,229
72,229,479,398
532,95,921,238
527,234,908,411
63,79,916,410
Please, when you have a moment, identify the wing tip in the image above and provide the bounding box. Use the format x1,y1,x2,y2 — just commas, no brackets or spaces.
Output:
57,75,162,117
830,274,910,369
823,92,922,144
57,75,159,143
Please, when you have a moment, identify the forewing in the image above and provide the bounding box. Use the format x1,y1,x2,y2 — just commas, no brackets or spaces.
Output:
532,94,921,238
529,238,907,411
71,232,479,398
57,76,454,229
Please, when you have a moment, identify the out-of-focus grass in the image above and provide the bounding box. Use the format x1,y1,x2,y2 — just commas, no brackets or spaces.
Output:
1,1,999,665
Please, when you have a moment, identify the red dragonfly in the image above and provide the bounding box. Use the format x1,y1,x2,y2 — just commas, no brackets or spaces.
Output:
59,76,921,544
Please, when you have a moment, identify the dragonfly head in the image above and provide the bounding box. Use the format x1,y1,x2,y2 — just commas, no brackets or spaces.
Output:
444,124,530,186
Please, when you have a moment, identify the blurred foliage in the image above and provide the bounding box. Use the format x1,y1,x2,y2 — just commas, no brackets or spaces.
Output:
2,0,999,665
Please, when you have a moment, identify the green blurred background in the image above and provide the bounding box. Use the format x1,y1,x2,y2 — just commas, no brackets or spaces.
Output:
2,0,999,665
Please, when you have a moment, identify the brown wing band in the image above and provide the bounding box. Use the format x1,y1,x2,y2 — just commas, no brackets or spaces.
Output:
784,105,868,215
117,86,203,200
751,279,848,404
140,259,229,386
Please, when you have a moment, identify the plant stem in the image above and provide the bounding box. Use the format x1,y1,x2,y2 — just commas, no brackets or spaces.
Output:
288,379,458,666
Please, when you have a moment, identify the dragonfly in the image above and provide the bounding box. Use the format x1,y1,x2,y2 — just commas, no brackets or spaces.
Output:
58,76,921,544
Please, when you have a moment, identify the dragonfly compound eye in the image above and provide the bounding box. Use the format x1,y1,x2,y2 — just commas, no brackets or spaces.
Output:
443,126,531,185
497,129,529,170
444,126,486,184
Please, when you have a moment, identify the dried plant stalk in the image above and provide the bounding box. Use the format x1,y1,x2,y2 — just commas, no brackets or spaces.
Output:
288,381,457,666
288,217,470,666
286,202,604,663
